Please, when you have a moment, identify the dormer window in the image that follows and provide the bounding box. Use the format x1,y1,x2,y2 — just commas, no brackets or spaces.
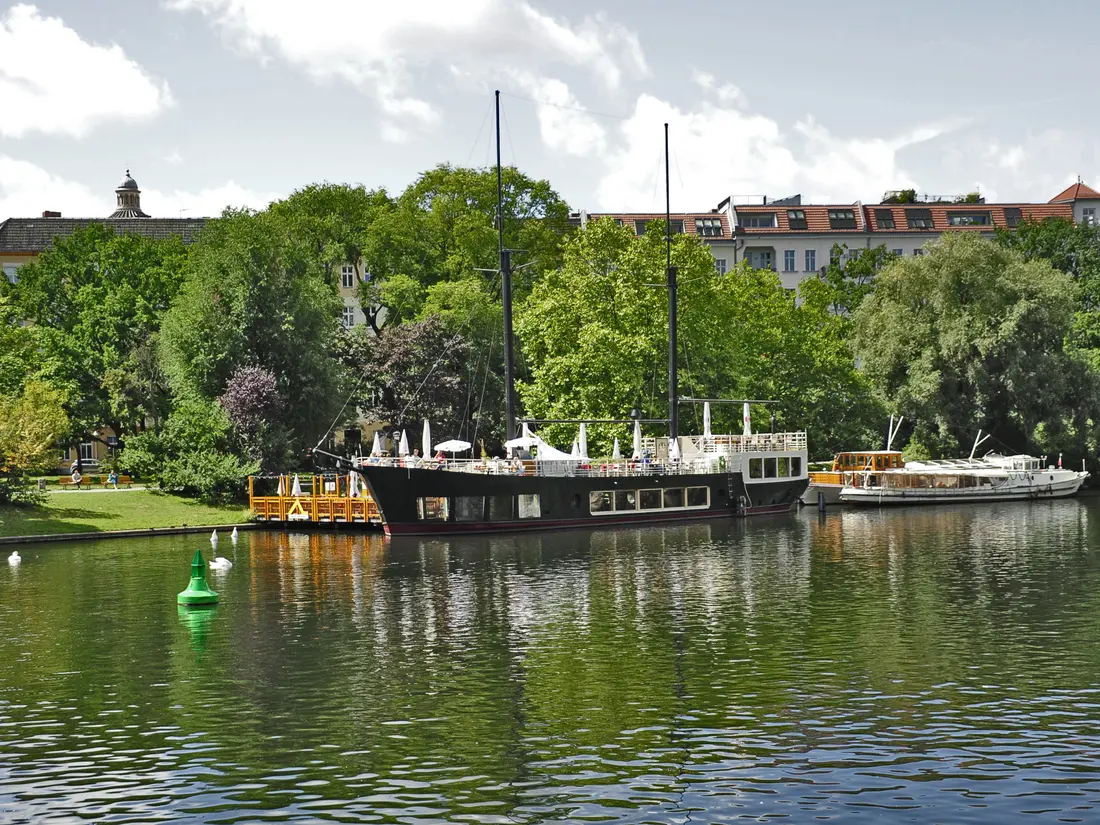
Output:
947,212,991,226
906,208,934,229
668,219,684,234
634,220,648,235
874,209,895,230
1004,208,1022,228
740,212,776,229
696,217,723,237
787,210,807,230
828,209,856,229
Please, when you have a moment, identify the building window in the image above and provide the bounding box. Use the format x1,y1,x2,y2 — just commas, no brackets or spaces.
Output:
1085,207,1096,227
805,249,816,272
875,208,895,230
696,217,723,237
787,210,807,230
892,248,903,256
668,219,685,234
341,265,355,289
342,306,356,328
746,250,773,270
79,442,95,461
634,220,649,235
1004,207,1023,228
783,250,796,272
2,264,18,284
913,248,924,256
740,213,776,229
714,258,727,275
828,209,856,229
947,212,992,226
830,248,841,266
906,208,934,229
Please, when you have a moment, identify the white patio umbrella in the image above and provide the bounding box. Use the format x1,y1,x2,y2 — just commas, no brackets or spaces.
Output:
370,430,382,455
743,402,752,436
669,438,681,461
398,430,409,456
570,438,580,458
703,402,712,437
504,434,541,449
422,419,431,458
632,418,642,459
612,437,621,459
291,473,303,496
578,423,588,458
277,476,285,496
434,439,472,453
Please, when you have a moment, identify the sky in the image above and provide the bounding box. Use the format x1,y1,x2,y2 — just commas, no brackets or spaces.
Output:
1,0,1098,220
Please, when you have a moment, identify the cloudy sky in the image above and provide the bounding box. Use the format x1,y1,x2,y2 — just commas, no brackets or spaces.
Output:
1,0,1097,219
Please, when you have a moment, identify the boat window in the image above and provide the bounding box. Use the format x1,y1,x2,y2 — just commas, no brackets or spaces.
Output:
791,457,802,476
488,495,512,521
614,490,636,511
590,491,613,513
454,496,484,521
687,487,709,507
640,489,662,509
749,458,763,478
778,457,789,477
518,494,541,518
664,488,685,508
765,458,778,478
417,497,449,521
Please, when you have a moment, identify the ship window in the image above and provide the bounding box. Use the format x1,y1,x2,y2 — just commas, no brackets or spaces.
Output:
778,457,789,477
687,487,709,507
417,497,449,521
640,489,662,509
749,458,763,478
590,491,613,513
454,496,484,521
765,458,778,478
488,495,512,520
663,488,685,508
518,494,541,518
791,457,802,476
614,490,636,511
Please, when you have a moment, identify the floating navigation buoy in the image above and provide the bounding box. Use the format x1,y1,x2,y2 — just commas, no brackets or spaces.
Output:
7,551,20,566
177,550,219,606
230,526,239,544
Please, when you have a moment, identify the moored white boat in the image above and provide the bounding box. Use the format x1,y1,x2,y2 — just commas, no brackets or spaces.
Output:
840,454,1088,506
801,450,904,506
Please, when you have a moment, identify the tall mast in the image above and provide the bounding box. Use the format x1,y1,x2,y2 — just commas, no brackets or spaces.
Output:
666,122,678,442
496,90,517,442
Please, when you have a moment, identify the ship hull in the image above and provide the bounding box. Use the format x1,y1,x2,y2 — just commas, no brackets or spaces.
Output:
841,475,1085,506
357,465,807,536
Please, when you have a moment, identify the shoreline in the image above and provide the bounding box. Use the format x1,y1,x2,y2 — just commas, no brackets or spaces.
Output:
0,523,260,546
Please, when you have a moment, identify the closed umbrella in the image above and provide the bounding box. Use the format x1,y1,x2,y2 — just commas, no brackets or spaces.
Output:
291,473,303,497
570,438,580,458
277,476,285,496
612,437,621,459
743,402,752,436
348,472,359,498
579,423,588,458
703,402,712,437
370,430,382,455
398,430,409,456
422,420,431,458
632,418,642,460
669,438,681,461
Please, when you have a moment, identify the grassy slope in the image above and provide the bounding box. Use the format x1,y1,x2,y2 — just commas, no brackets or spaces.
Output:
0,491,249,538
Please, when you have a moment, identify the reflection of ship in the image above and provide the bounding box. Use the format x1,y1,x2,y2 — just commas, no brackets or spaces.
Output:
841,454,1087,506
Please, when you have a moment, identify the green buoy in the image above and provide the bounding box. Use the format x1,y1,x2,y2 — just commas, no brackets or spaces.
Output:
177,549,219,606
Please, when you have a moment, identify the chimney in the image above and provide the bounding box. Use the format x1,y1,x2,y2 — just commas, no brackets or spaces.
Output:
42,210,61,218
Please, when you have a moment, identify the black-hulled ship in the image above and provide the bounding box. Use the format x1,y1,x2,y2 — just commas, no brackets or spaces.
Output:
329,95,809,536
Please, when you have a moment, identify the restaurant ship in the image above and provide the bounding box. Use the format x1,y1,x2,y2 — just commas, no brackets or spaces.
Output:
328,95,809,536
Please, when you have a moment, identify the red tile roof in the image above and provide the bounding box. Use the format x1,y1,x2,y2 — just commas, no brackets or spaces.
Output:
733,205,863,233
1049,181,1100,203
582,212,733,241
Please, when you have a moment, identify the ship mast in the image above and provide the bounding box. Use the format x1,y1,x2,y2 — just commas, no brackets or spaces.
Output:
665,123,678,442
496,90,517,442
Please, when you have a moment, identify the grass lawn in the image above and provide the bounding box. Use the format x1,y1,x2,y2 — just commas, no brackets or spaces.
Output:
0,490,250,538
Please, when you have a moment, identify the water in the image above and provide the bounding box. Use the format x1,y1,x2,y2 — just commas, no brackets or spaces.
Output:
1,501,1099,822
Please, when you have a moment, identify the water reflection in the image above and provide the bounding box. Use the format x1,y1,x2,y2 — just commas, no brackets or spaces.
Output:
0,502,1097,821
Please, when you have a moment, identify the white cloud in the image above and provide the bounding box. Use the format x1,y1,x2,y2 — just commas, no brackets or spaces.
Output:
0,156,277,220
0,4,172,139
595,93,953,211
163,150,184,166
167,0,646,140
510,73,607,157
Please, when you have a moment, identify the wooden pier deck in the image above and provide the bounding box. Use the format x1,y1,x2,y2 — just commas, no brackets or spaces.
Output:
249,475,382,527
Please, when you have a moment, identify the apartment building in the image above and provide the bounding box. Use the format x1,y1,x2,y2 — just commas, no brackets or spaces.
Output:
575,181,1100,292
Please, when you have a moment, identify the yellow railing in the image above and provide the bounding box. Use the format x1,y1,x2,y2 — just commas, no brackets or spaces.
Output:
248,475,381,524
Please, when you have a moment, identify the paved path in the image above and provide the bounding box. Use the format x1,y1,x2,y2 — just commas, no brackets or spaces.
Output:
50,486,149,494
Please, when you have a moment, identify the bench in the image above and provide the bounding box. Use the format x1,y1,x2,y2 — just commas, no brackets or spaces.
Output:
58,476,87,487
102,475,133,488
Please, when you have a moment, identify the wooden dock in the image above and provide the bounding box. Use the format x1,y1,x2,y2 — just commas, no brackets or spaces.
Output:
249,475,382,526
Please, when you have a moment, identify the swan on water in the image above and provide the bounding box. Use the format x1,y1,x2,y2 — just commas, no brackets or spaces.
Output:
209,552,233,571
210,529,219,545
8,551,20,565
231,526,239,543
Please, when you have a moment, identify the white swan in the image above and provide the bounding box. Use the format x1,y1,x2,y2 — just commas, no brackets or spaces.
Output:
209,552,233,571
210,529,219,546
230,526,239,543
8,551,20,565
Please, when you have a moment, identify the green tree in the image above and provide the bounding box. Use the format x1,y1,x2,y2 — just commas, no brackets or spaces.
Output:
0,380,70,503
819,243,897,316
159,209,346,455
853,232,1097,457
5,224,187,445
516,218,882,455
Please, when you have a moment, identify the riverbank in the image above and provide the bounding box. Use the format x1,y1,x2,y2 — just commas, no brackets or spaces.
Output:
0,490,250,539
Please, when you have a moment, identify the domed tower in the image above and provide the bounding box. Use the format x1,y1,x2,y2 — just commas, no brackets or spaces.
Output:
109,170,150,218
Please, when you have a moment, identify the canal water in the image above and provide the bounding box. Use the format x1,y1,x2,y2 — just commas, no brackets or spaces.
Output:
1,501,1099,823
